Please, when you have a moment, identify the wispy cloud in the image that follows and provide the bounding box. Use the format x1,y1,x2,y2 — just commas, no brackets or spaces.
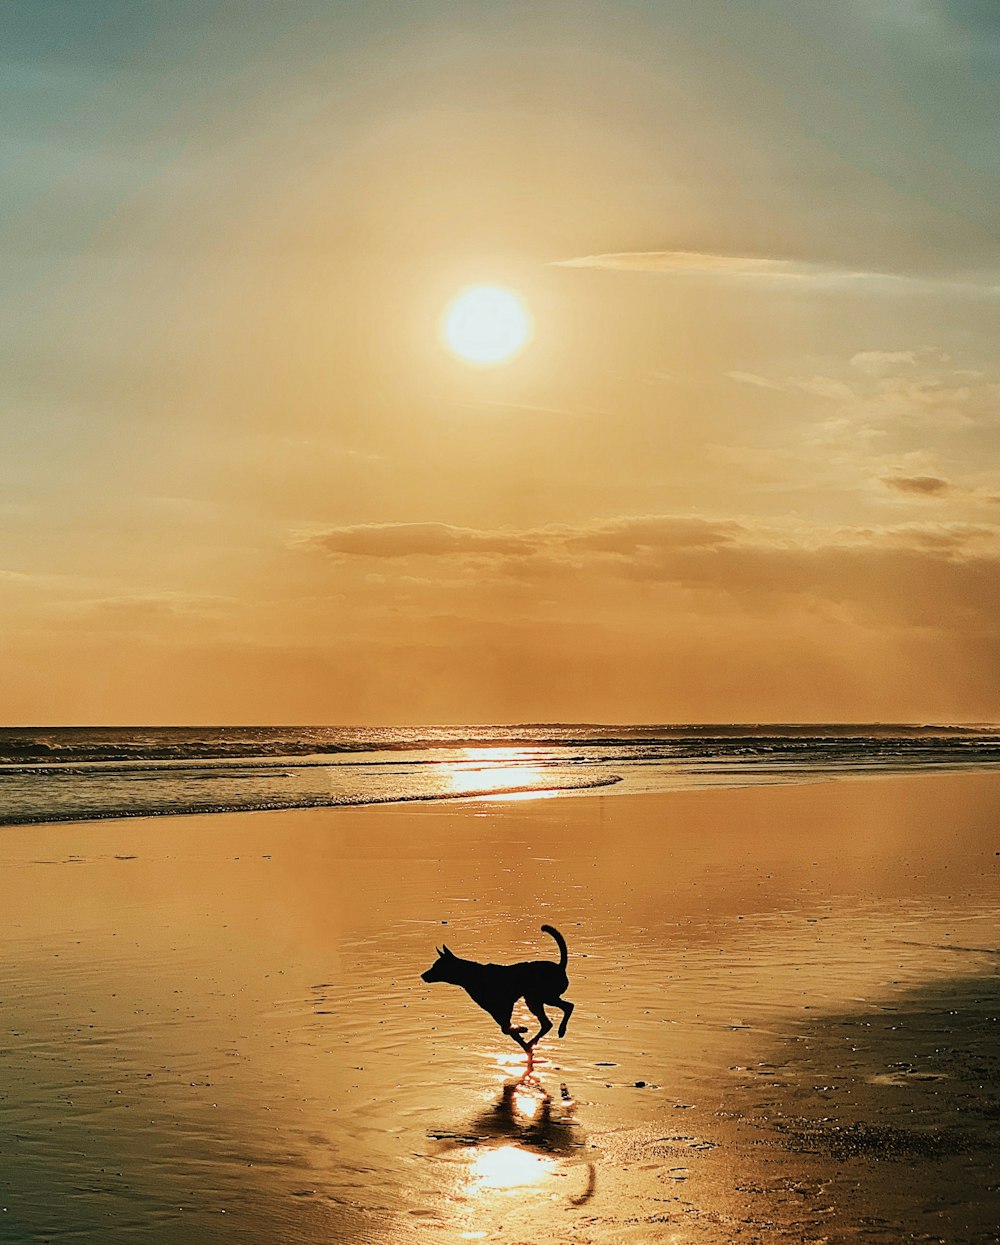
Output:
728,371,855,400
729,351,1000,440
551,250,1000,293
82,592,235,619
303,522,533,559
850,350,919,374
551,250,880,281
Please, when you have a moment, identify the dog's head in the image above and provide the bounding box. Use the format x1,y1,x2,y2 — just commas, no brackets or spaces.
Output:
421,945,459,983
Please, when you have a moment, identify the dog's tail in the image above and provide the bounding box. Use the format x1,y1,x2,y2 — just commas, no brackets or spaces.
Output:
541,924,568,970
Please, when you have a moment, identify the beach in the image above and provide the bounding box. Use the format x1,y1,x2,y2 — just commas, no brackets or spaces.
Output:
7,1,999,1240
2,770,998,1243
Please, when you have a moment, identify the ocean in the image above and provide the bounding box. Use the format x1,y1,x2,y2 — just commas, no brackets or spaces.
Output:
2,722,999,826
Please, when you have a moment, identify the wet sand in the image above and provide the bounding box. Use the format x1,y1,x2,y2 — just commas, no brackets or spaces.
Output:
1,771,998,1243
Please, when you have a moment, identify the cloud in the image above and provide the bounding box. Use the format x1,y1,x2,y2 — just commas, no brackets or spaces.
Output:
726,371,784,391
861,375,1000,429
730,352,999,452
566,515,743,553
880,473,1000,507
305,521,532,559
728,372,855,401
306,515,746,563
551,251,1000,293
303,514,1000,637
882,474,952,496
551,251,857,279
851,350,919,374
82,593,234,621
306,514,1000,564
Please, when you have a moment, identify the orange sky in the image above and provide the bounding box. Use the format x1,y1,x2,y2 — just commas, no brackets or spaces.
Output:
2,2,999,724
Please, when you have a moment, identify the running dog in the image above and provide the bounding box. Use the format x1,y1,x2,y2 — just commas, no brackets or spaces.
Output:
420,924,574,1052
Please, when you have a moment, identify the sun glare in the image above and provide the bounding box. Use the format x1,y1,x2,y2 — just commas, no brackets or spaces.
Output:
466,1144,555,1191
441,286,531,365
443,747,551,799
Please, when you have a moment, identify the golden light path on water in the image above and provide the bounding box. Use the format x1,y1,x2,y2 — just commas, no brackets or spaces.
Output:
443,746,563,800
443,1050,590,1241
467,1143,556,1190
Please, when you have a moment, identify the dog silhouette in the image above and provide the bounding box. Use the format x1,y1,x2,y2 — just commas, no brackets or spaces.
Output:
421,924,574,1052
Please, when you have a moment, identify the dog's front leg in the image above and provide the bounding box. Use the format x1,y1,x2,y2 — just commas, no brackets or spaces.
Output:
503,1023,531,1052
491,1004,531,1052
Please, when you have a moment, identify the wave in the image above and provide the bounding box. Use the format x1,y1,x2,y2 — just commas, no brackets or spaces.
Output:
0,772,623,827
2,723,998,768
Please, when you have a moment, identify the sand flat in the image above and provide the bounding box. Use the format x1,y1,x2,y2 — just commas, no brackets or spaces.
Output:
1,770,998,1242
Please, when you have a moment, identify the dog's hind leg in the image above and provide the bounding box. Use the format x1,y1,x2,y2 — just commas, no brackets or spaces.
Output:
553,997,574,1037
524,999,553,1048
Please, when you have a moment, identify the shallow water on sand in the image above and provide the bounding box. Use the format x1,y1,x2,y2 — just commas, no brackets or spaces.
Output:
1,772,998,1242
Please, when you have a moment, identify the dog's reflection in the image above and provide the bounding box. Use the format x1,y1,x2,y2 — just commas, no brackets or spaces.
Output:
431,1071,596,1205
483,1073,578,1149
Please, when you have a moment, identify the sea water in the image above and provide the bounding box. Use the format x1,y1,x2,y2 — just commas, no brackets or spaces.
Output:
2,722,1000,824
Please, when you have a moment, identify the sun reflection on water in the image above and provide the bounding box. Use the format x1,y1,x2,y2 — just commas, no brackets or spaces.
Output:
443,747,556,799
512,1085,541,1119
435,1056,594,1239
466,1143,556,1191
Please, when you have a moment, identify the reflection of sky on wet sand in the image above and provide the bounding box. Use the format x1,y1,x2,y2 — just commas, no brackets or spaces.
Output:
0,772,998,1240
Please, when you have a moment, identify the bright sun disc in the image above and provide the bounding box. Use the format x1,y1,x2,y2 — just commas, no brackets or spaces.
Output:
441,286,531,365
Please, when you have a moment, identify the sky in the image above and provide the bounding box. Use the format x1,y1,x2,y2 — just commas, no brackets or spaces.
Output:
2,0,998,725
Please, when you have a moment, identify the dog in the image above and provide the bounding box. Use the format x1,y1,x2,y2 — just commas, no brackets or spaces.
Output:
421,924,574,1052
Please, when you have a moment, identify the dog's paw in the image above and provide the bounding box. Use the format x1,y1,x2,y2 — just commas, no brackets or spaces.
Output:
510,1025,528,1034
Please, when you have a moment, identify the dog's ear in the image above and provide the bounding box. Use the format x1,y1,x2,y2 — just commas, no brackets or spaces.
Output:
442,944,453,956
435,946,444,956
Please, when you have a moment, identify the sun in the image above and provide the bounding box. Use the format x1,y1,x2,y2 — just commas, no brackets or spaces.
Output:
441,286,532,366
